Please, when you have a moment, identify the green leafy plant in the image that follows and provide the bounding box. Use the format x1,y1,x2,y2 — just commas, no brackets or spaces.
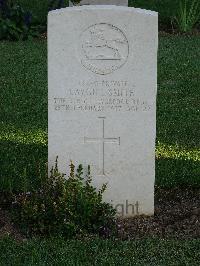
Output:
0,0,39,40
173,0,200,33
48,0,67,11
71,0,81,4
12,158,116,238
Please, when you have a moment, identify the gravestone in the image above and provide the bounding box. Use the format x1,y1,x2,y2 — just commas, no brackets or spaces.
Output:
69,1,128,6
48,5,158,216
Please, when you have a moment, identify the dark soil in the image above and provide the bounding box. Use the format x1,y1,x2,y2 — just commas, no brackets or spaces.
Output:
0,188,199,241
159,28,200,37
0,209,26,242
117,187,200,240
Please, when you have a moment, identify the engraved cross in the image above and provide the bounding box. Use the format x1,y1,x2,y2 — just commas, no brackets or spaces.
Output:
84,117,120,176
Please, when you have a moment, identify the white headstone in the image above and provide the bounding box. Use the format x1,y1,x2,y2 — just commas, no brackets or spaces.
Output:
48,5,158,217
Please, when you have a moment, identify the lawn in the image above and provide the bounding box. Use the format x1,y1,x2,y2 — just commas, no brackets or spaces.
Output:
0,36,200,192
0,34,200,265
0,236,199,265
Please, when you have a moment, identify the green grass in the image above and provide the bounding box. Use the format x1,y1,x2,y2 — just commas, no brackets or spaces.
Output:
157,36,200,186
0,236,199,265
0,34,199,266
0,36,200,192
0,40,47,192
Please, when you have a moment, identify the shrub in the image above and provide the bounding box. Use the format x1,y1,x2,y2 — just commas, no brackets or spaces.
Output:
173,0,200,33
70,0,80,4
17,1,69,26
0,0,39,40
48,0,68,11
12,158,116,238
129,0,179,30
17,0,47,26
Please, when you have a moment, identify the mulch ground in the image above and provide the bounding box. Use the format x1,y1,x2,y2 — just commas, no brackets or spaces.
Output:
0,209,25,242
117,187,200,240
0,187,199,241
159,28,200,36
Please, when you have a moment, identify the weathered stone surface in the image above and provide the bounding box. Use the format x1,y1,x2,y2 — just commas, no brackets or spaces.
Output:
48,5,158,216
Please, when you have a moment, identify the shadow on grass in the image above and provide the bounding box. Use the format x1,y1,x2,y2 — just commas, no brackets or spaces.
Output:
0,139,199,193
0,140,47,193
156,157,200,187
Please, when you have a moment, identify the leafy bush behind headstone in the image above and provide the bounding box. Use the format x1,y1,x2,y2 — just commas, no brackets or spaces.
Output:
0,0,39,40
17,0,69,26
173,0,200,32
130,0,179,29
11,0,200,32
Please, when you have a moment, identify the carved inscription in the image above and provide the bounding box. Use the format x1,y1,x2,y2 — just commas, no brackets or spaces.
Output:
84,117,120,176
53,80,152,113
80,23,129,75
